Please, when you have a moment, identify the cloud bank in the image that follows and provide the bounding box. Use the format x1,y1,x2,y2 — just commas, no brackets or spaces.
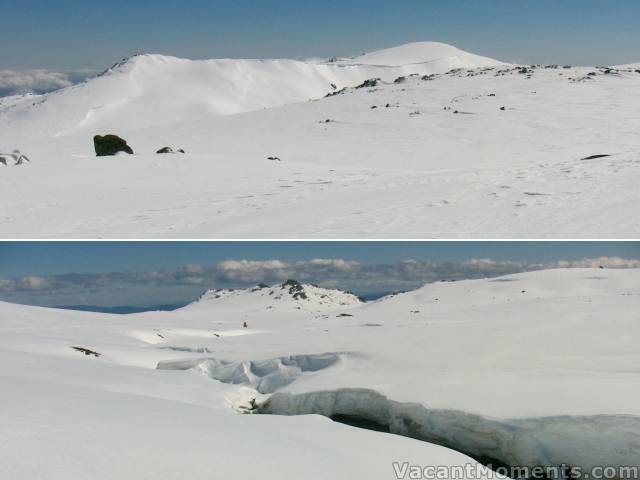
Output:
0,69,96,97
0,256,638,307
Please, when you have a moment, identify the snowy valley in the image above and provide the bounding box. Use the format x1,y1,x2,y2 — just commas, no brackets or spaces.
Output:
1,268,639,479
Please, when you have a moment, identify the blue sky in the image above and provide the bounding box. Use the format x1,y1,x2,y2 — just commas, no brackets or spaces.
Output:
0,242,638,308
2,0,640,70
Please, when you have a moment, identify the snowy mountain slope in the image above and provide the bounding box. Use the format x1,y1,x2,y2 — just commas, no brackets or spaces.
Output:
1,268,639,477
1,45,639,238
0,43,502,138
340,41,501,68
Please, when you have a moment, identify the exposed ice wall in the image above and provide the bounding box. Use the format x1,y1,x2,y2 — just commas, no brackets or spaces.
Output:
258,388,640,471
157,353,340,394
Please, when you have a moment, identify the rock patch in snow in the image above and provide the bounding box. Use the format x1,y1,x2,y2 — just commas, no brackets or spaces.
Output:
156,147,185,154
0,150,29,166
93,134,133,156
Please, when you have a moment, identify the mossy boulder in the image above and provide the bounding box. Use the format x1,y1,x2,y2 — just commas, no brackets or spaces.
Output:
93,134,133,156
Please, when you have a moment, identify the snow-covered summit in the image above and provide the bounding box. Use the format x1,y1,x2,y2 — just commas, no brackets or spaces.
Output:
187,279,364,311
0,42,503,137
340,41,502,68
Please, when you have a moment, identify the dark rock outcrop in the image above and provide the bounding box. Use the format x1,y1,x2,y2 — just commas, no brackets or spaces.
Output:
94,134,133,156
71,346,101,357
356,78,380,89
156,147,186,154
325,87,347,97
0,150,30,166
282,279,308,300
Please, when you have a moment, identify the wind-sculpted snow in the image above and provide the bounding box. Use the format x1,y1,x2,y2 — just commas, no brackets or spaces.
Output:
158,353,341,394
259,388,640,471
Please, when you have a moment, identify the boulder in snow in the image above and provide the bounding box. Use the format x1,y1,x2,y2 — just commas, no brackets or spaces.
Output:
156,147,186,154
0,150,30,166
93,134,133,156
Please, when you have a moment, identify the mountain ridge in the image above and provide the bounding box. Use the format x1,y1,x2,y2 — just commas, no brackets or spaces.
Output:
0,41,504,138
186,279,365,311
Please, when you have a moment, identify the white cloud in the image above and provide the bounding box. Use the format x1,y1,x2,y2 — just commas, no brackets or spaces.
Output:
0,69,96,97
180,264,204,275
11,276,57,291
555,256,640,269
181,276,206,285
463,258,524,268
216,259,289,282
307,258,360,270
218,259,286,271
